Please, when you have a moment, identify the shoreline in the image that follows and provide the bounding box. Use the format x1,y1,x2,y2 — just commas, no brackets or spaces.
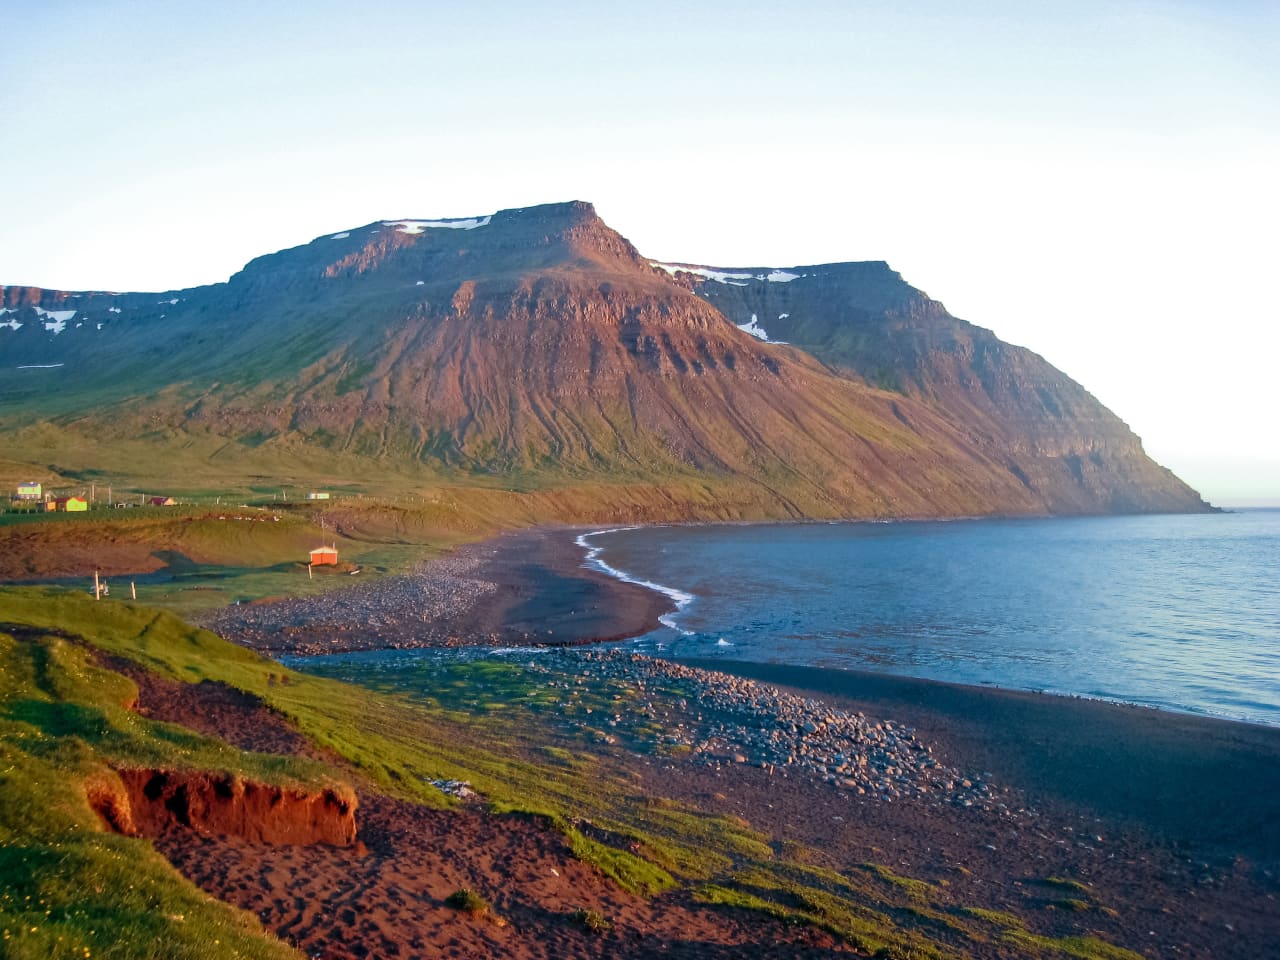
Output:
214,520,1279,733
203,525,674,655
678,655,1280,860
581,519,1280,731
177,523,1280,956
211,523,1280,859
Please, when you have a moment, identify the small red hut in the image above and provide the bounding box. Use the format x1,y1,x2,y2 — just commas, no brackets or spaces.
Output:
309,546,339,567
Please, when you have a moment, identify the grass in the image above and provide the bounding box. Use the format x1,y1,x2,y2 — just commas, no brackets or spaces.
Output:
963,907,1145,960
444,888,489,914
571,908,611,933
859,862,940,903
0,616,326,958
0,587,1152,959
0,500,470,619
1042,877,1091,894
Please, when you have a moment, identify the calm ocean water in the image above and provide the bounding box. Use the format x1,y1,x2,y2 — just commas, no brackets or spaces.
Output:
582,510,1280,726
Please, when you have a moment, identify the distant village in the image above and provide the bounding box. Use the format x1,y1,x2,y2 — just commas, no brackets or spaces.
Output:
10,481,347,577
9,480,184,512
8,481,333,513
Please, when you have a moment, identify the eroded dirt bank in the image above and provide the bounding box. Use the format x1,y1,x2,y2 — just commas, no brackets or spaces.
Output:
89,767,357,847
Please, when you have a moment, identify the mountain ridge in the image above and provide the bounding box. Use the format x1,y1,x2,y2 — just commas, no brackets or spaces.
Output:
0,201,1211,518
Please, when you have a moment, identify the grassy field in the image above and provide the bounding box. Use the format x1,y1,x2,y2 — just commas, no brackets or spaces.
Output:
0,588,1144,960
0,467,825,624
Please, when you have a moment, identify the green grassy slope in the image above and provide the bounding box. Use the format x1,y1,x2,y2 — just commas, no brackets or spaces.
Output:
0,589,1144,960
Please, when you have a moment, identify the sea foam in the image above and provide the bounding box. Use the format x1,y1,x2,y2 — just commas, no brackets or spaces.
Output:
575,528,695,635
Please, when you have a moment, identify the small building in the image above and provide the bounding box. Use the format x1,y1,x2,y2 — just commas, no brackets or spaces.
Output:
53,496,88,512
309,546,339,566
307,491,330,500
148,496,177,507
14,481,42,501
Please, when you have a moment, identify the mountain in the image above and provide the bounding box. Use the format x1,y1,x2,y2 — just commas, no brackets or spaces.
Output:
0,201,1209,517
652,259,1202,515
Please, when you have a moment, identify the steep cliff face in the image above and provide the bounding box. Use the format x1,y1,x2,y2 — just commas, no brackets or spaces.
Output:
664,260,1209,514
0,202,1210,517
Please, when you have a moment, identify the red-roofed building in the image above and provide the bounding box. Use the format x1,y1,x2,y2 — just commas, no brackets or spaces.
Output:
309,546,339,566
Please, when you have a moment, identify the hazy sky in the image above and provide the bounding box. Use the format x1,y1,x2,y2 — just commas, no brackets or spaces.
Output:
3,1,1277,504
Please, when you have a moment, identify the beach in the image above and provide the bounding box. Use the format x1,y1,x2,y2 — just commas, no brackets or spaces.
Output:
196,526,1280,958
203,527,671,654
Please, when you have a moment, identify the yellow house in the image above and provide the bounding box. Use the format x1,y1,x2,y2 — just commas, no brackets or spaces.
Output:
53,496,88,512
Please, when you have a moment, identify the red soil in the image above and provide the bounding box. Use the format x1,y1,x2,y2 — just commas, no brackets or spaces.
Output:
122,663,855,959
116,769,357,847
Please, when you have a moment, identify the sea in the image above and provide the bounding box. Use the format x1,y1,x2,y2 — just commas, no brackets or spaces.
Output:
578,510,1280,727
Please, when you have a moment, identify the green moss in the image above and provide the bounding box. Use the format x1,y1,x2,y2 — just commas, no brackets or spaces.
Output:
860,863,939,903
567,830,675,897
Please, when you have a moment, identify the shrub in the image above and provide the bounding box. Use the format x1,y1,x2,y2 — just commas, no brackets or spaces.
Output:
445,888,489,914
572,908,612,933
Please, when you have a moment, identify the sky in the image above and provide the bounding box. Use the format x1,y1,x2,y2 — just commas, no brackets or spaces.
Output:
2,0,1277,504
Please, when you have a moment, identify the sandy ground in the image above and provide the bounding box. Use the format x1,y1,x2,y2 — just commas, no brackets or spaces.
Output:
149,528,1280,958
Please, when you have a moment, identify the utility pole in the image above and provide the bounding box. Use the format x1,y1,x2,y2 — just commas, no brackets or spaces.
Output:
93,570,101,600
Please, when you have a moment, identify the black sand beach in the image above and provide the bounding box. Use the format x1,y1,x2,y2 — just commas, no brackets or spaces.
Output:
204,527,672,654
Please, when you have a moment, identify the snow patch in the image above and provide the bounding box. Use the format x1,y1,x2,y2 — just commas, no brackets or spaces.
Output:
330,231,350,239
778,313,790,319
17,363,64,369
415,280,425,286
35,308,76,322
651,262,754,285
653,263,803,285
159,298,180,305
737,314,786,344
0,317,21,331
383,216,492,234
34,307,75,335
107,307,122,313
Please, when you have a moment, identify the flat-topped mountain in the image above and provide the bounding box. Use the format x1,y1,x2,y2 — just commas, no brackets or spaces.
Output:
0,201,1209,517
653,258,1198,515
